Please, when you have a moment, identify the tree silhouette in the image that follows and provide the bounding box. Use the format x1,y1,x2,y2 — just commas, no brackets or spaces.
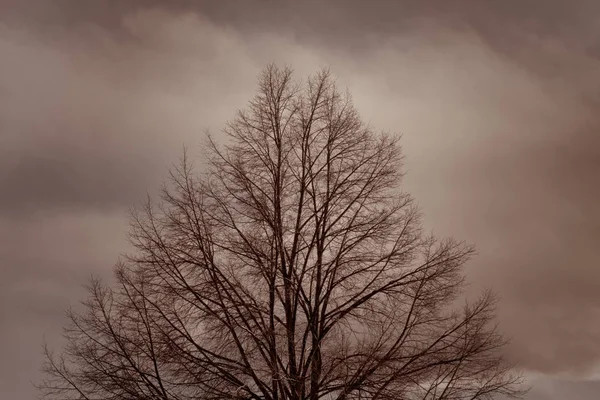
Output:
39,65,523,400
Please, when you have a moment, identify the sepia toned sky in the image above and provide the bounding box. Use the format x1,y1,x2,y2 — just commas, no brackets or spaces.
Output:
1,1,599,399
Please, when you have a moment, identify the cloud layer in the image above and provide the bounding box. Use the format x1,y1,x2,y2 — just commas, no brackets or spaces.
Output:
1,1,599,399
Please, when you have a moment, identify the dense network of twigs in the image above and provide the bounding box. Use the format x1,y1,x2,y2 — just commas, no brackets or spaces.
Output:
39,65,523,400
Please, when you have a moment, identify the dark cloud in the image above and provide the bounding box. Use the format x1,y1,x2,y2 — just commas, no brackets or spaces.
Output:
0,12,260,217
498,378,600,400
1,1,599,399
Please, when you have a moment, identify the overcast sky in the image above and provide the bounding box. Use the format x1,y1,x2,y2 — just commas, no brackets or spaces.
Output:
1,1,599,399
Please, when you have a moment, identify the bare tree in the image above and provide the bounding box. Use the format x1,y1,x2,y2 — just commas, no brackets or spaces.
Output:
39,65,524,400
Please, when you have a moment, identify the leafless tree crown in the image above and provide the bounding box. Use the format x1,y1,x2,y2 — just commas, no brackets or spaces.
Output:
39,65,524,400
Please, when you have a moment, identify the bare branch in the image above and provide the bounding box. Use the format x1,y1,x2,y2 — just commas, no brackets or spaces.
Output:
39,65,525,400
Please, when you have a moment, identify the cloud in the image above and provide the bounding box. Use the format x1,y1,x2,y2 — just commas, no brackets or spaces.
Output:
0,10,259,217
1,2,600,399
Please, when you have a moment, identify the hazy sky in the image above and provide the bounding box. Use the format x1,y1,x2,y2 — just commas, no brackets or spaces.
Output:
1,1,599,399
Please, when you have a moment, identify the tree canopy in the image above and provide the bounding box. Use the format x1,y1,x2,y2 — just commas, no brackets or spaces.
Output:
39,65,523,400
